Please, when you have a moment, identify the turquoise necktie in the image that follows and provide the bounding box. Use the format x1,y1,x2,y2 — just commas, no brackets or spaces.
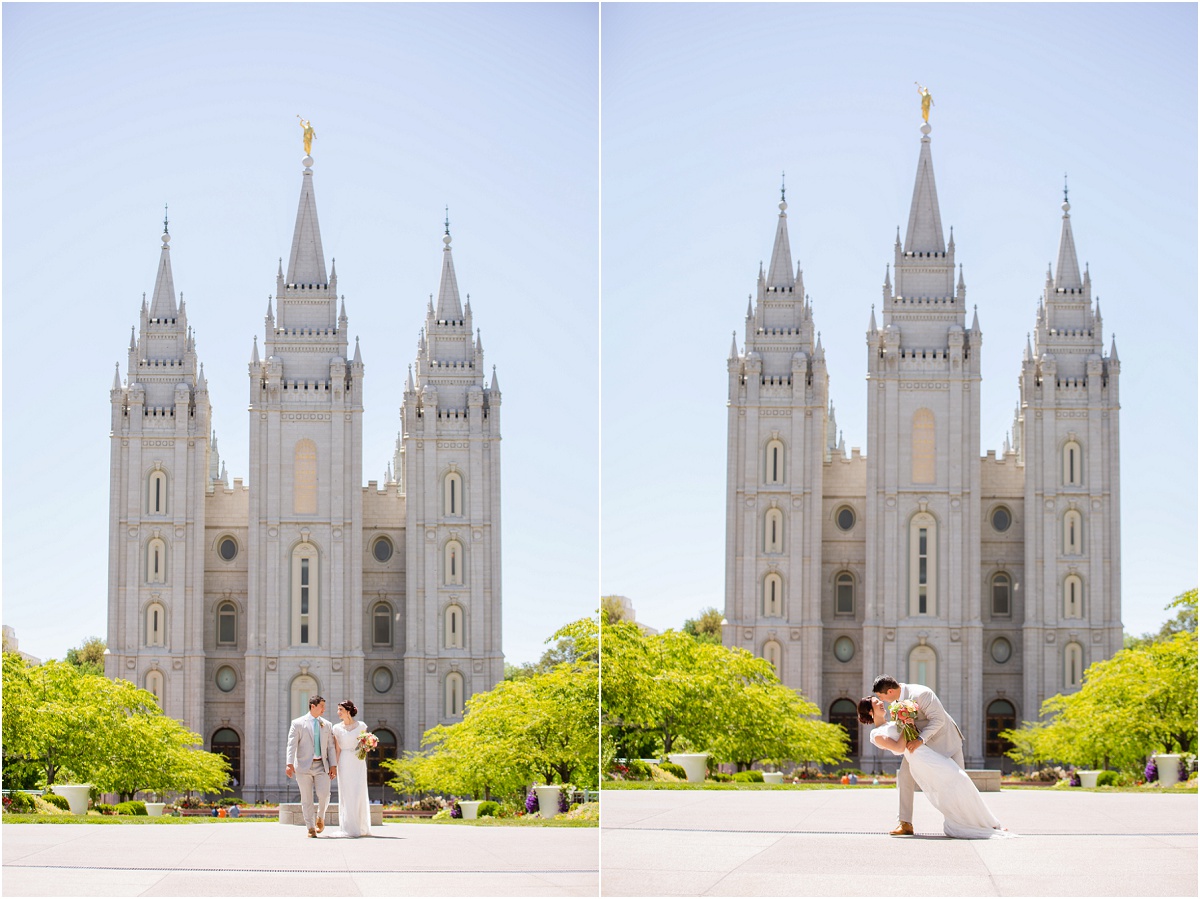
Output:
313,718,321,756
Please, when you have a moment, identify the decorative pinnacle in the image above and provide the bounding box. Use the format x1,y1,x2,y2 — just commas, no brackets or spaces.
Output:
163,203,169,235
443,206,452,247
781,171,786,202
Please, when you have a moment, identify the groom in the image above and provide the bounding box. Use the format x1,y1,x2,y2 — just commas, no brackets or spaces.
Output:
285,695,338,838
873,674,964,836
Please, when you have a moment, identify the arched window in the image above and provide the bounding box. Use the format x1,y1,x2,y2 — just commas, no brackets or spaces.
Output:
763,573,783,617
290,674,319,722
1064,642,1084,691
291,543,318,646
835,571,855,615
985,700,1016,759
829,699,860,757
444,540,464,586
367,728,397,787
444,471,464,516
293,439,318,515
911,408,936,484
212,728,241,788
148,470,168,515
909,512,937,616
764,508,784,553
764,439,785,485
145,669,164,705
763,640,782,674
217,601,237,645
445,672,465,718
909,644,937,688
373,602,393,647
147,538,167,584
991,573,1011,617
1063,440,1083,487
445,604,464,649
1064,575,1083,618
1063,510,1083,556
146,601,166,647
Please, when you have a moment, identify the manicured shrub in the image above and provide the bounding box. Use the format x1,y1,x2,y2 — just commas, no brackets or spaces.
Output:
732,770,764,783
116,800,147,816
41,793,72,811
835,768,866,778
1095,770,1118,787
6,791,36,813
658,762,687,779
710,772,733,782
217,796,243,806
476,801,499,818
93,803,117,816
625,759,652,780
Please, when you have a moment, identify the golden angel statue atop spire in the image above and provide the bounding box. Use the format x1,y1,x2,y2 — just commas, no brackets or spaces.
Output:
297,116,316,156
914,83,933,124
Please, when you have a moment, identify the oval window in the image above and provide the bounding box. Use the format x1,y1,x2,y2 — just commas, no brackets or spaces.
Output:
991,507,1011,532
373,537,393,563
833,636,855,662
215,666,238,693
836,507,856,531
218,537,238,561
372,667,393,694
991,638,1012,664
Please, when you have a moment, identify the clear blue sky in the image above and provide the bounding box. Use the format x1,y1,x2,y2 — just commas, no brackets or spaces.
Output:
3,3,599,666
601,3,1198,637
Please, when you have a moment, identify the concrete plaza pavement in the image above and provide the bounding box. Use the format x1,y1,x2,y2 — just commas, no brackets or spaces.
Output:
3,820,598,897
600,788,1197,897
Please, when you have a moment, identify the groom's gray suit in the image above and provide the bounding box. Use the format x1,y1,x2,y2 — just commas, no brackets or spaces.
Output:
896,681,964,824
286,711,337,832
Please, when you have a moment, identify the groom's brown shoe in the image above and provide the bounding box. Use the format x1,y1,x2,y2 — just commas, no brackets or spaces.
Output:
315,816,325,833
307,827,316,838
889,821,914,836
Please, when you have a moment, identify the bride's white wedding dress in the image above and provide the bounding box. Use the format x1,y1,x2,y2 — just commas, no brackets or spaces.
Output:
332,721,371,837
871,721,1017,839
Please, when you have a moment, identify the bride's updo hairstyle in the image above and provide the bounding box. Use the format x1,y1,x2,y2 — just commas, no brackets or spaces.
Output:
857,697,876,725
338,700,358,719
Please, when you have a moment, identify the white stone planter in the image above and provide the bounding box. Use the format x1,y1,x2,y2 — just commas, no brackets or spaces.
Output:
144,802,166,817
458,800,482,820
1155,754,1183,788
534,785,562,819
1077,769,1102,788
762,772,784,784
53,785,91,816
668,753,710,783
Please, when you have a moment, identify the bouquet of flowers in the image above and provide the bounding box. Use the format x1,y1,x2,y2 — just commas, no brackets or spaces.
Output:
888,699,921,742
355,730,380,760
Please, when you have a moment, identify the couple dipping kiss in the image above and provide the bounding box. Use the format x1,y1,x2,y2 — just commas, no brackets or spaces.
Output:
285,695,372,838
860,675,1017,839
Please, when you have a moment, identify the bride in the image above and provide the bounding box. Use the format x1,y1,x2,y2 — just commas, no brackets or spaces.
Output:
859,696,1016,839
332,699,371,837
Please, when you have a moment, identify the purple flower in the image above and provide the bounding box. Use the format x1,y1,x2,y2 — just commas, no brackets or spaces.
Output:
1145,759,1158,783
525,789,539,814
1069,770,1081,787
558,789,569,813
450,801,461,819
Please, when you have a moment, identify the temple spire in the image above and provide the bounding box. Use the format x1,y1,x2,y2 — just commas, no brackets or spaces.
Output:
148,217,178,320
435,213,464,321
1053,192,1083,291
285,157,327,286
765,190,795,290
903,124,945,254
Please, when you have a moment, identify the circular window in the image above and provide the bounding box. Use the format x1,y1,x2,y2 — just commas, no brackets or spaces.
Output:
991,507,1011,532
215,666,238,693
372,667,393,694
833,636,855,662
991,638,1012,664
218,537,238,561
372,537,393,563
836,507,856,531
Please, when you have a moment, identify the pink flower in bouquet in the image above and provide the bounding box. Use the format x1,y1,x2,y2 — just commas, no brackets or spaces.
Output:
355,730,380,760
888,699,921,742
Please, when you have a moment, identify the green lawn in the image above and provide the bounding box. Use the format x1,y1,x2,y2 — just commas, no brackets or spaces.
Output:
602,780,1196,793
2,814,272,824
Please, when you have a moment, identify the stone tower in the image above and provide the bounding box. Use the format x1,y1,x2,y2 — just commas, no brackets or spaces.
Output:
724,186,830,695
397,216,504,749
106,214,213,732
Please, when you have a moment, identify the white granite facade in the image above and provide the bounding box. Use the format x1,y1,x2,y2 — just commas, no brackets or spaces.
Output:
106,157,503,797
724,124,1122,771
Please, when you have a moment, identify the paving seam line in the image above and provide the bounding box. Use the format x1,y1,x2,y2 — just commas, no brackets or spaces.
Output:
606,827,1198,837
699,832,787,897
3,864,599,874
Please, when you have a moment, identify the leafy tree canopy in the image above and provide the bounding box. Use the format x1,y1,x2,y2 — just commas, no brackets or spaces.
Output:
65,636,106,676
681,607,723,645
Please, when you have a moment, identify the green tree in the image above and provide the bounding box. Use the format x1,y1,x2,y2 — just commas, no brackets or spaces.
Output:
65,636,107,676
601,595,630,625
682,607,723,645
1003,608,1197,773
1125,589,1198,649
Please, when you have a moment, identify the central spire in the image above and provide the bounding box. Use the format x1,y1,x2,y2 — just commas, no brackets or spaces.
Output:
285,157,328,286
1053,193,1083,292
903,124,946,255
436,209,464,321
148,215,178,320
765,180,795,291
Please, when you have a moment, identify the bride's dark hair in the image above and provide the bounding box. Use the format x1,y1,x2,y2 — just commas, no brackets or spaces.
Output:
338,700,358,718
857,697,876,725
